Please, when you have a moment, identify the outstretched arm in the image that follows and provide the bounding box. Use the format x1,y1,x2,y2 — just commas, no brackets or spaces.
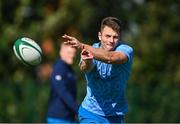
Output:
62,34,128,64
79,49,94,72
82,44,128,64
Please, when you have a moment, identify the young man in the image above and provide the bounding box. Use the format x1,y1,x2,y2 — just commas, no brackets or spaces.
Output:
47,43,79,123
62,16,133,123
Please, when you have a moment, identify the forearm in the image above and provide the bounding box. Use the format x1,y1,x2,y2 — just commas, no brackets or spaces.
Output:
62,34,127,64
79,59,94,72
81,44,108,61
82,44,122,64
62,34,112,63
81,43,127,64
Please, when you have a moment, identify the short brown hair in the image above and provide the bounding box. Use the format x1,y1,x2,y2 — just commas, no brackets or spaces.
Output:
100,17,122,35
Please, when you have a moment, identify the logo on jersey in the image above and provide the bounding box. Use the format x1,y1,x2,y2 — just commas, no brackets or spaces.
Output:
55,75,62,81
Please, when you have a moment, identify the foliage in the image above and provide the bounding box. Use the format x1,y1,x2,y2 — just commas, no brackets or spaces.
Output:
0,0,179,122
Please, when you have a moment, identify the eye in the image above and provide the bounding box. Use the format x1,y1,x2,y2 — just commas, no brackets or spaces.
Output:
114,36,119,40
105,35,111,38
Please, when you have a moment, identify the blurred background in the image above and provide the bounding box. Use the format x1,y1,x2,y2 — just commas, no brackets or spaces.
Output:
0,0,179,122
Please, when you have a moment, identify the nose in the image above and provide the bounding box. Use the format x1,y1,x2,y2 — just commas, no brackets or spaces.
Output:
109,37,115,44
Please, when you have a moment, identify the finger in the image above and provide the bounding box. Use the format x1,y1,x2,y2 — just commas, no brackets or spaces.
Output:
72,45,78,49
81,55,93,60
62,34,74,40
81,49,90,54
62,34,69,38
81,48,89,52
62,35,70,40
81,51,88,55
63,41,69,45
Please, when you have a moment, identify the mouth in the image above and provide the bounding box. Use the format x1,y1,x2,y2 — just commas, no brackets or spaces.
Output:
108,43,115,47
106,44,114,50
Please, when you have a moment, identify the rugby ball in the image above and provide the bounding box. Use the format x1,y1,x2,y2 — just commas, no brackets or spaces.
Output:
13,37,42,66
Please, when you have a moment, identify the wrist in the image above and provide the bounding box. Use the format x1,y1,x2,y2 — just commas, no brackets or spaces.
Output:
80,43,85,50
82,58,92,63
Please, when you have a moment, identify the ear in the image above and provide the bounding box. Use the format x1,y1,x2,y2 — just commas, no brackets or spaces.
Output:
98,32,101,41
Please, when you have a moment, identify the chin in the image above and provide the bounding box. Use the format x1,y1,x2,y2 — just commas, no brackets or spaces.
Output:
106,47,114,51
65,61,72,65
69,61,73,65
102,45,113,51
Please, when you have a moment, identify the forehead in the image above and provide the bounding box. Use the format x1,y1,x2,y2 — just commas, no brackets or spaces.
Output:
101,26,119,36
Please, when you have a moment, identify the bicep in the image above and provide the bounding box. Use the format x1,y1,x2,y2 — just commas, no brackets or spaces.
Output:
87,47,128,64
107,51,128,64
107,45,133,64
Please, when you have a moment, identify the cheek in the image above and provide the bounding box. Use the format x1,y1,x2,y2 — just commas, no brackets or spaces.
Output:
66,57,73,64
101,40,108,49
67,54,75,60
101,37,108,45
114,40,119,45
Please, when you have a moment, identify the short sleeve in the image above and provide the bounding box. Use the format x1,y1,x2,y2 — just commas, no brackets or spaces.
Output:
116,44,133,63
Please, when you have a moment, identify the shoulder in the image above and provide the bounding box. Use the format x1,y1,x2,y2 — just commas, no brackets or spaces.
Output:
53,59,67,72
92,42,100,48
116,42,133,62
116,42,133,53
54,59,63,67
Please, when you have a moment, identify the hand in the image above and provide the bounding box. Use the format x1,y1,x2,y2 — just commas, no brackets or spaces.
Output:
81,49,93,60
80,49,94,72
62,34,83,49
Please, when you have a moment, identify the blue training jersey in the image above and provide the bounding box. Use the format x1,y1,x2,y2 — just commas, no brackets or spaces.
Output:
47,59,79,120
81,42,133,116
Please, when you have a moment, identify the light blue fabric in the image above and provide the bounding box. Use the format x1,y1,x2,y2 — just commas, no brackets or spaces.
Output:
81,42,133,116
78,105,124,123
47,117,71,123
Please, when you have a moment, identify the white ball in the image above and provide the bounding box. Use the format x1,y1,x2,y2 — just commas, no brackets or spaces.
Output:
13,37,42,66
